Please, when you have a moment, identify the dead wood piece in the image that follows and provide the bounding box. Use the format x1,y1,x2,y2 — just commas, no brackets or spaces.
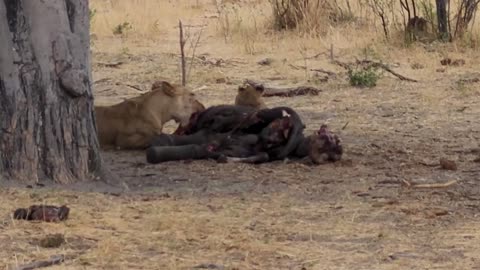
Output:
14,255,65,270
95,61,123,68
311,68,337,77
115,82,145,92
402,180,458,189
264,86,321,97
244,79,321,97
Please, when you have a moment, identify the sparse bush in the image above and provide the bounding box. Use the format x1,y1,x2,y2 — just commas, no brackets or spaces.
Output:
113,22,132,36
89,8,97,23
348,66,381,88
268,0,353,35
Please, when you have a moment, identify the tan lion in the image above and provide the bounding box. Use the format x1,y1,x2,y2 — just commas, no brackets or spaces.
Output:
234,81,267,109
95,81,205,150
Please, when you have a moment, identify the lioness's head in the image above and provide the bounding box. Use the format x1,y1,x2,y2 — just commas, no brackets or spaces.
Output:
151,81,205,127
235,81,266,109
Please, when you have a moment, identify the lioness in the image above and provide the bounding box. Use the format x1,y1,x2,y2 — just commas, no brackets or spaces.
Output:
234,81,267,110
95,81,205,150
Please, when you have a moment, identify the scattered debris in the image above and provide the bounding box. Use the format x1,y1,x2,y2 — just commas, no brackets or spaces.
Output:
13,205,70,223
244,79,321,97
436,68,446,73
439,158,457,171
39,234,66,248
441,58,466,66
14,254,65,270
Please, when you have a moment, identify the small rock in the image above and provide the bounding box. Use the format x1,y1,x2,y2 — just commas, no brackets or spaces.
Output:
474,157,480,163
440,58,452,66
257,58,273,66
439,158,457,171
193,263,224,269
436,68,446,73
39,234,65,248
215,78,226,84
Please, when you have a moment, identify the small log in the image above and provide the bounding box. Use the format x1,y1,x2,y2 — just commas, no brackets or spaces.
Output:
244,79,321,98
95,61,123,68
14,255,65,270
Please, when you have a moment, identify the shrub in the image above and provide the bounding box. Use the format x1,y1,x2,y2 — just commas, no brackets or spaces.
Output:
113,22,132,36
348,66,381,88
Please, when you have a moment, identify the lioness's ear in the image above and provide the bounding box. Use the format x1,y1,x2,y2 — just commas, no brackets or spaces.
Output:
159,81,177,97
238,86,245,92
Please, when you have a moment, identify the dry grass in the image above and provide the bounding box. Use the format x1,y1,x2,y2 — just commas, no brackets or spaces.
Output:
2,0,480,269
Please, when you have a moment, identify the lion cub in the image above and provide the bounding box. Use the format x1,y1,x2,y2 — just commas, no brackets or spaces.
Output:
234,82,267,110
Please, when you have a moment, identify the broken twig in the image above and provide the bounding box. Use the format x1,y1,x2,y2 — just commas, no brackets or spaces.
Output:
179,20,186,86
14,255,65,270
95,61,123,68
402,180,458,188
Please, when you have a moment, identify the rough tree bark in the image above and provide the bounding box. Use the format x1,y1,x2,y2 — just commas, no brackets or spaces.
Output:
0,0,107,183
436,0,449,40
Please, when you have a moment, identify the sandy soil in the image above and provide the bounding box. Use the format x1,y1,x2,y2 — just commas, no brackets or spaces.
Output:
1,1,480,269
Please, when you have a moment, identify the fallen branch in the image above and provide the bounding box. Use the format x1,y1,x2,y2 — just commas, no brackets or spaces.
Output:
332,59,418,82
311,68,337,77
357,60,418,82
402,179,458,189
14,255,65,270
245,79,321,98
115,82,145,92
95,61,123,68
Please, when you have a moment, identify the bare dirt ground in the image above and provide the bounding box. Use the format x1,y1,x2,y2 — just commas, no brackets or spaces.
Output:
2,1,480,269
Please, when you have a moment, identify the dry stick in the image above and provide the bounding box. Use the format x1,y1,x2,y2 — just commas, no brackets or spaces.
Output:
122,83,144,92
332,59,419,82
95,61,123,68
187,24,205,82
310,68,336,76
330,43,334,61
14,255,65,270
402,179,458,189
179,20,187,86
357,59,419,82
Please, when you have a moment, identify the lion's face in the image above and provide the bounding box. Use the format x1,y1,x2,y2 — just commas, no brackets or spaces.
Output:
170,91,205,127
235,82,266,109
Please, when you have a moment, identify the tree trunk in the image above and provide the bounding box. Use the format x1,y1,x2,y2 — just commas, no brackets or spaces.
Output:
0,0,107,183
436,0,449,41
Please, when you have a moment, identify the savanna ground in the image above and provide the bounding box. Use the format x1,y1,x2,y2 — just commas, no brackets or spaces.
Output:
2,0,480,269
